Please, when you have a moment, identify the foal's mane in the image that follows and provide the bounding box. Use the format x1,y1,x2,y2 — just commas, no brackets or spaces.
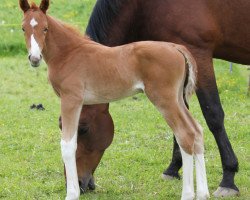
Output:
52,16,94,42
86,0,127,43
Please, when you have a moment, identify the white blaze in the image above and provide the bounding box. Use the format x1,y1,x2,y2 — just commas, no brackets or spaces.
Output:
30,34,41,58
30,18,38,27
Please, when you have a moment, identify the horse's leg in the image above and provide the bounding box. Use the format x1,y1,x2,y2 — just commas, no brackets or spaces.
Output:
162,136,182,179
60,95,83,200
161,105,196,200
163,49,239,196
182,105,209,200
195,153,209,200
176,103,209,200
145,87,196,199
162,100,190,179
179,147,194,200
194,51,239,197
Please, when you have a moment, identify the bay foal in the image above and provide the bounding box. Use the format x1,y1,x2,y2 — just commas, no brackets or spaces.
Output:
20,0,209,199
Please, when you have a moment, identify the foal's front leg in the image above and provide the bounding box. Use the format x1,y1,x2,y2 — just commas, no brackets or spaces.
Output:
61,95,83,200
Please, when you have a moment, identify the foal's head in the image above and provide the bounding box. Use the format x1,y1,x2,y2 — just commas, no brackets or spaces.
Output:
19,0,49,67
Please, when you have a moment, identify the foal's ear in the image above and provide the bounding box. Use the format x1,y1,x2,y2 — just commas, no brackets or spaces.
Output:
39,0,50,14
19,0,30,13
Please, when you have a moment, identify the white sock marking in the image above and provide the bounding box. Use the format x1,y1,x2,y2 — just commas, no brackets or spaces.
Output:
30,18,38,27
180,147,195,200
61,133,80,200
195,154,209,199
30,34,41,59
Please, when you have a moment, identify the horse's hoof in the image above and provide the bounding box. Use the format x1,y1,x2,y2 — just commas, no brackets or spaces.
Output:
161,173,175,180
161,173,180,180
213,187,240,198
197,192,210,200
181,192,195,200
65,189,80,200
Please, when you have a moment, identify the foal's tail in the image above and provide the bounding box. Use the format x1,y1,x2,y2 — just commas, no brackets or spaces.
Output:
177,46,197,103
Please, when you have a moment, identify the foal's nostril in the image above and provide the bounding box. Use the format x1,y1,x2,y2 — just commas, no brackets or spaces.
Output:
28,55,31,60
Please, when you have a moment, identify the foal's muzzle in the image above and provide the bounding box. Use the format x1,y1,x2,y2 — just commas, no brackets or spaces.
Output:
28,54,42,67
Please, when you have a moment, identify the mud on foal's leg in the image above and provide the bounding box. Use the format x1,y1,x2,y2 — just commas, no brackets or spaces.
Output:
60,95,83,200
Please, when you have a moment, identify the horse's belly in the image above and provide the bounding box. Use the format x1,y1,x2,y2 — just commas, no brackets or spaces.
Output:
83,82,144,105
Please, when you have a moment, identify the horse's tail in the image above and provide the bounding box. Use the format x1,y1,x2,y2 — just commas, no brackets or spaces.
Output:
177,46,197,103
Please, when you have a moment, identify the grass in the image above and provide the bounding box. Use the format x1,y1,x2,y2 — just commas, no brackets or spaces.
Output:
0,0,249,199
0,57,249,200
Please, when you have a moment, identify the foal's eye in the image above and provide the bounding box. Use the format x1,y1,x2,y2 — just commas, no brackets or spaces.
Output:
43,28,48,33
22,27,25,32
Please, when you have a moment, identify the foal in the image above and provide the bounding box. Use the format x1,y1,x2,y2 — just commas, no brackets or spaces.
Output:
19,0,209,199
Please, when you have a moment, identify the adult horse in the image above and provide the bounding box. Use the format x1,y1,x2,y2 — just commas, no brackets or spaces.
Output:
77,0,250,197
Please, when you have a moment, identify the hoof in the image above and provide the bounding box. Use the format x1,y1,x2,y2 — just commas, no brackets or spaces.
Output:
161,174,175,180
181,192,195,200
213,187,240,198
161,173,180,180
65,189,80,200
197,192,210,200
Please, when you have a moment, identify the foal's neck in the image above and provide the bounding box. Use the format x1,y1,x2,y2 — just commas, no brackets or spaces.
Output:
42,16,94,65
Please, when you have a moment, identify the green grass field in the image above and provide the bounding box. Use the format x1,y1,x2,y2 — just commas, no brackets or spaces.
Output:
0,0,249,199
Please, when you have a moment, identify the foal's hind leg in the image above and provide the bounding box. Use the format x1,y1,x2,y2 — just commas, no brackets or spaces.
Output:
146,91,196,199
146,88,208,199
162,104,196,200
195,153,209,200
167,105,209,200
182,108,209,199
163,100,190,180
